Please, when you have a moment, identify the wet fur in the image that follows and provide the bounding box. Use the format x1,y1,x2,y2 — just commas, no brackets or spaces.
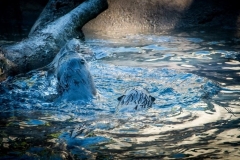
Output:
50,39,96,101
117,88,155,112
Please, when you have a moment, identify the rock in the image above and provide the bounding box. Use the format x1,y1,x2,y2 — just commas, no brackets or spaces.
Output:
83,0,240,36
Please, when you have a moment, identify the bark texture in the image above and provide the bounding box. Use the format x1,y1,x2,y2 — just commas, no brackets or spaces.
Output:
0,0,108,81
29,0,85,36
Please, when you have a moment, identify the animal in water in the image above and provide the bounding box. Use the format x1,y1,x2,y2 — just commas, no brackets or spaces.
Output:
47,38,93,73
55,52,96,101
46,38,96,101
116,88,155,112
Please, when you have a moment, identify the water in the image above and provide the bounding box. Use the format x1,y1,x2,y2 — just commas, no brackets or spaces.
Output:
0,29,240,159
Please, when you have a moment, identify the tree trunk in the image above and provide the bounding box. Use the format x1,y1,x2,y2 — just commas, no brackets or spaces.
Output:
29,0,85,36
0,0,108,81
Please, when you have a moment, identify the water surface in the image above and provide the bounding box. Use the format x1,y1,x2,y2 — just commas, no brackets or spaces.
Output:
0,29,240,159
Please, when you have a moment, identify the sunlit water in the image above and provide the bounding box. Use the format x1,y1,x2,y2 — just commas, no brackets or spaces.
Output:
0,30,240,159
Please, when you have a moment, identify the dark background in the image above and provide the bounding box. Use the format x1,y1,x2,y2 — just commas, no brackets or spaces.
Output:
0,0,48,40
1,0,240,40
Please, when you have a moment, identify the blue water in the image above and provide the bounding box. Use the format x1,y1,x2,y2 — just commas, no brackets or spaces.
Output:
0,30,240,159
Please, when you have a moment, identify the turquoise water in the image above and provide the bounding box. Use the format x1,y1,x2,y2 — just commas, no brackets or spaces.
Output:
0,30,240,159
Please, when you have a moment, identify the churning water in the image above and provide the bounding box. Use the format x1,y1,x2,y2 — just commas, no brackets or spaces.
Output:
0,29,240,159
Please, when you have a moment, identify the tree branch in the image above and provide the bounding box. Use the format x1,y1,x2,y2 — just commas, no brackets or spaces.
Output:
0,0,108,81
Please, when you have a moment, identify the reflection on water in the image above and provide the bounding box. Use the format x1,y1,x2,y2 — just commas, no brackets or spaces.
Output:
0,30,240,159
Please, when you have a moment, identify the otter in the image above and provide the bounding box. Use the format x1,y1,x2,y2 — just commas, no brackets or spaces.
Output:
46,38,96,102
55,52,96,101
47,38,93,74
116,88,155,112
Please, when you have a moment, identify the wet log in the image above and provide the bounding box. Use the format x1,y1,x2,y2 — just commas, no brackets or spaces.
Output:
0,0,108,81
29,0,85,36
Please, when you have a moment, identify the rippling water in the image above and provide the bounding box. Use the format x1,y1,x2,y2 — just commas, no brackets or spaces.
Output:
0,30,240,159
